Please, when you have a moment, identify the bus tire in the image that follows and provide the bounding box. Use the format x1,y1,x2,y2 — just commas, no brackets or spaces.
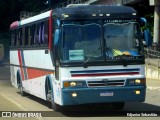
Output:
45,78,61,111
112,102,125,110
51,99,61,111
18,74,26,96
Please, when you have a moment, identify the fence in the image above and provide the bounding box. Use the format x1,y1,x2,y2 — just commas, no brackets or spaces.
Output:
145,47,160,80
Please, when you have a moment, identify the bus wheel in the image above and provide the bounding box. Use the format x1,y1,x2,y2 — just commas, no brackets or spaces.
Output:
112,102,125,110
19,81,26,96
51,99,61,111
46,84,61,111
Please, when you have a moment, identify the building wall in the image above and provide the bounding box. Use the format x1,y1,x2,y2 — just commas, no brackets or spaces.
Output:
123,0,145,5
93,0,122,5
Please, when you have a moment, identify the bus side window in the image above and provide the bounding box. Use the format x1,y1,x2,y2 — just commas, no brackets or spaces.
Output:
42,21,48,45
31,24,35,46
34,24,39,45
25,27,29,46
22,27,25,46
28,26,32,46
19,28,22,46
38,23,42,45
14,30,17,46
16,29,19,46
11,30,15,47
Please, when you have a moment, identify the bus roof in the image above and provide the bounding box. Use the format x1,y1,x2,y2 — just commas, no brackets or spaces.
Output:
54,5,138,20
10,5,138,29
10,10,52,29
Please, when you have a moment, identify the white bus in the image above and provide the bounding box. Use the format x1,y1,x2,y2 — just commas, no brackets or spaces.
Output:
10,5,150,111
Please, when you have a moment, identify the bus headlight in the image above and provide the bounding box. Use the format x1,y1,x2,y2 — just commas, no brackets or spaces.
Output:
63,81,86,88
135,79,141,84
128,78,146,85
70,82,77,87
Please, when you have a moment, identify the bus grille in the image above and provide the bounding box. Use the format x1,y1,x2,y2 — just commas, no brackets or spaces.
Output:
87,80,125,87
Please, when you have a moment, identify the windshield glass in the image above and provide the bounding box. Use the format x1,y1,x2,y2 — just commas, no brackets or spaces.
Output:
104,23,140,58
61,22,103,62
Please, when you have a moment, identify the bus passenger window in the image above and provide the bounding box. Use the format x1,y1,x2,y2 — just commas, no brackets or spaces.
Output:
25,27,29,46
22,27,25,46
17,29,22,46
31,25,35,46
34,24,40,45
28,26,32,46
42,21,48,45
11,30,15,46
14,30,17,46
38,23,42,45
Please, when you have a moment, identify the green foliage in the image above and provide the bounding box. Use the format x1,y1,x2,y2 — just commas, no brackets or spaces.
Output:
145,13,154,36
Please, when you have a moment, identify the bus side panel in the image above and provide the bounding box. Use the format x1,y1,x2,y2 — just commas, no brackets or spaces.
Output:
10,65,19,88
10,49,55,100
10,50,20,88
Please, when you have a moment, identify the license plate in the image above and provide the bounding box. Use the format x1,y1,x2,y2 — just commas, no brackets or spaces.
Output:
100,92,114,97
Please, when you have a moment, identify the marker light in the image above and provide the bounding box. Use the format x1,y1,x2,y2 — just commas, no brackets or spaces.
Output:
132,13,137,16
99,14,103,16
63,82,70,88
72,93,77,97
63,14,69,18
106,14,110,16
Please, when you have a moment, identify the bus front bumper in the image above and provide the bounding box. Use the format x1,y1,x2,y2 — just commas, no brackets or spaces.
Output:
61,86,146,105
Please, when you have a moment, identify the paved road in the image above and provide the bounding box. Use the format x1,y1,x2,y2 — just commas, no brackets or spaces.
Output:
0,64,10,80
0,66,159,120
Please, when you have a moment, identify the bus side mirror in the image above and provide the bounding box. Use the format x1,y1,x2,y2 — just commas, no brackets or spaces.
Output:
54,29,60,61
54,29,60,46
54,29,60,80
140,17,147,26
140,17,152,47
144,28,152,47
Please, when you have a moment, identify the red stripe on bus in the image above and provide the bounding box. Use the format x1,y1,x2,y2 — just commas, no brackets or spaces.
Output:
27,68,54,79
71,72,139,77
49,10,52,50
18,50,25,80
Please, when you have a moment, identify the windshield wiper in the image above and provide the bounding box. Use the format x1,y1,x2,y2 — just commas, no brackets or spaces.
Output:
82,57,90,68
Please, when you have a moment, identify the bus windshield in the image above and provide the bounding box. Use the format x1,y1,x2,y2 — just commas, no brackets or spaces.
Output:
104,22,140,58
61,21,103,62
61,21,142,63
